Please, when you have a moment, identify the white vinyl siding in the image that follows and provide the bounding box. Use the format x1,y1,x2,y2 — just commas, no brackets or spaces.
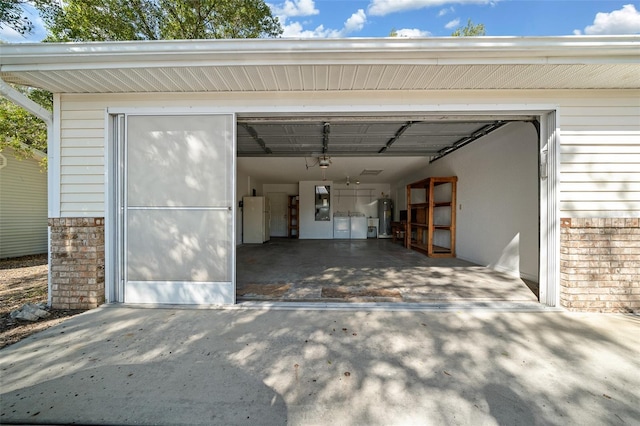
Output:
59,106,105,216
0,148,48,258
58,89,640,218
559,94,640,217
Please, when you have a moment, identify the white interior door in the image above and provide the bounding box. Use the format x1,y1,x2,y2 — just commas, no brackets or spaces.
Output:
268,192,288,237
122,114,235,304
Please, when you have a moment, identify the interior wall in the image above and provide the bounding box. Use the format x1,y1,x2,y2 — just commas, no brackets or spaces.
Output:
394,121,539,281
299,180,334,239
263,183,299,195
332,183,390,218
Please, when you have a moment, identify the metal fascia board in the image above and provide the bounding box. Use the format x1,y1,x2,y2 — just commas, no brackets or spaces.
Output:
1,36,638,69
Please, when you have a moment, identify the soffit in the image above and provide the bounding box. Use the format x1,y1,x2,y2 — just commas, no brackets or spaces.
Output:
1,37,639,93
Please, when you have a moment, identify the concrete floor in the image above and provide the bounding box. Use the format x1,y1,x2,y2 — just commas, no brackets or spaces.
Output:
1,307,638,425
237,239,539,304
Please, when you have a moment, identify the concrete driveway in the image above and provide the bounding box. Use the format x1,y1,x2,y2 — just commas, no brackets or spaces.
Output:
1,306,638,425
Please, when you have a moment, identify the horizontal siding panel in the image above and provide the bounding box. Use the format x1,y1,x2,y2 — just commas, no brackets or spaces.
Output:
562,182,640,192
61,165,104,175
561,145,640,154
61,110,104,120
561,163,640,173
61,193,104,203
61,138,104,148
561,201,639,212
61,119,105,129
562,153,640,163
561,106,640,117
61,184,104,194
61,156,105,166
561,172,638,182
61,203,105,216
0,147,48,258
561,132,640,145
61,147,104,157
61,174,104,184
561,116,640,128
62,128,105,139
561,191,640,202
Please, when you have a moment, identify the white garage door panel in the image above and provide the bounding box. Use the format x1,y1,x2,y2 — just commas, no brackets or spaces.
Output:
127,210,231,282
125,282,234,305
123,113,235,305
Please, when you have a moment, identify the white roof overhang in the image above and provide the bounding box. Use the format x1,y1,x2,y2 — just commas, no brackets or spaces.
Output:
1,36,639,93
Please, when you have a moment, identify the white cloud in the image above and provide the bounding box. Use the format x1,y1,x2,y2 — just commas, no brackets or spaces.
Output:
270,0,319,18
438,7,455,17
444,18,460,29
369,0,492,17
282,9,368,38
343,9,367,34
394,28,432,37
578,4,640,35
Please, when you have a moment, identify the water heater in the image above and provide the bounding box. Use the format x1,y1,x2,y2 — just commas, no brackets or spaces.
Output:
378,198,393,238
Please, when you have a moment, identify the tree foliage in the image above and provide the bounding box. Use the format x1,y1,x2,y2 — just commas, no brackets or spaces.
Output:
0,85,51,166
44,0,283,41
0,0,59,35
451,19,486,37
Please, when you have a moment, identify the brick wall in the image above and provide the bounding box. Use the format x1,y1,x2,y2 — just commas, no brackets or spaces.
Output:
560,218,640,313
49,218,105,309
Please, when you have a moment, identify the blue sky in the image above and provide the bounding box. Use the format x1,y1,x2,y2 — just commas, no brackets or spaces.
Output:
2,0,640,42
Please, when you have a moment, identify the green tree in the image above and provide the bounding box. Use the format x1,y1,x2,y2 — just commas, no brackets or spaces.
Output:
44,0,283,41
451,19,486,37
0,0,59,35
0,85,51,166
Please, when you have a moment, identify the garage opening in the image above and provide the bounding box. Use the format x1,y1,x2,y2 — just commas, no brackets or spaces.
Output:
236,113,544,305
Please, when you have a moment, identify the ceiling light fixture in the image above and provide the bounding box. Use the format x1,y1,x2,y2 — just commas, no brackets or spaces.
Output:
319,156,331,169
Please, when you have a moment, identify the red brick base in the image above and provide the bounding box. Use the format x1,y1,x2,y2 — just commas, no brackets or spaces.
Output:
48,218,105,309
560,218,640,313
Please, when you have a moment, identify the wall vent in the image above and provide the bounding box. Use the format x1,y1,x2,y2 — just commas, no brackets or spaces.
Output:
360,169,383,176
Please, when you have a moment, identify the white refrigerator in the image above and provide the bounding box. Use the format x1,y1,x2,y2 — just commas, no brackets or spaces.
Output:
243,196,271,243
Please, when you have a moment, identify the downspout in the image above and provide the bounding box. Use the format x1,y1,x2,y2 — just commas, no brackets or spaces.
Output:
0,78,55,307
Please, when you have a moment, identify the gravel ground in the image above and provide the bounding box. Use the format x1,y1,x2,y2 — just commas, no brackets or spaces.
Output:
0,254,86,349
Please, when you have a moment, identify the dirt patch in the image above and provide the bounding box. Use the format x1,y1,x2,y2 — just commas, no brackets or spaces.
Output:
0,254,86,349
238,283,291,298
321,287,402,300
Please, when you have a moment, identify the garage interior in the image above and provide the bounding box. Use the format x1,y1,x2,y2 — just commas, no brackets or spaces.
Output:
235,114,541,304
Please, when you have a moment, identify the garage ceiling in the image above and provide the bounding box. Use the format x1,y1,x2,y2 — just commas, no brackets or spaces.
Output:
236,115,535,184
237,117,522,157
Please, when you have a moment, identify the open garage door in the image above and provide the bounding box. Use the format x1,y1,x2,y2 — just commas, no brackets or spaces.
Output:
236,111,554,306
117,114,235,304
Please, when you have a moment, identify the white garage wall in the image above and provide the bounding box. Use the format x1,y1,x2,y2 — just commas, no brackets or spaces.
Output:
299,180,334,239
57,89,639,220
394,122,539,281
